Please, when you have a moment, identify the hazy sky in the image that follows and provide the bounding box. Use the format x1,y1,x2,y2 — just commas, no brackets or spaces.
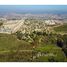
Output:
0,5,67,14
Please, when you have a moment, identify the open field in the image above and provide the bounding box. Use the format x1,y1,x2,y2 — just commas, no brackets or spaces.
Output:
33,45,65,62
54,23,67,33
0,33,32,50
0,33,33,61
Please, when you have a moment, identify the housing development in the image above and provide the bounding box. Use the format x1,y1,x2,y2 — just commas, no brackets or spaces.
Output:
0,15,63,34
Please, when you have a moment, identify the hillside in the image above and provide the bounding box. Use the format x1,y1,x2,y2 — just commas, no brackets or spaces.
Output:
0,32,66,61
54,24,67,33
0,33,33,61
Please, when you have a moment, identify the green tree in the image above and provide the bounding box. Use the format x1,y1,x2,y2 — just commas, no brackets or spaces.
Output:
56,38,63,48
0,22,3,26
16,31,22,40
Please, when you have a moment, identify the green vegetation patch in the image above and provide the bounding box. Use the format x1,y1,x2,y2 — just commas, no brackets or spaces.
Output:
0,33,32,50
0,33,33,61
54,24,67,33
33,45,65,62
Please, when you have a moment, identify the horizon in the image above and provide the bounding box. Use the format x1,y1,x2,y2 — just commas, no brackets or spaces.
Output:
0,5,67,14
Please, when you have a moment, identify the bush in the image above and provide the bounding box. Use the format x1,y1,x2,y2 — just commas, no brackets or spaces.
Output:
0,22,3,26
56,38,63,47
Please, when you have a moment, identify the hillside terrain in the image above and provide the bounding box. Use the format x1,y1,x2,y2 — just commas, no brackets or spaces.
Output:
54,23,67,33
0,16,67,62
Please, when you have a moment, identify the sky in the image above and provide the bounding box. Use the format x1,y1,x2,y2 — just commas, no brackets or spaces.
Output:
0,5,67,14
